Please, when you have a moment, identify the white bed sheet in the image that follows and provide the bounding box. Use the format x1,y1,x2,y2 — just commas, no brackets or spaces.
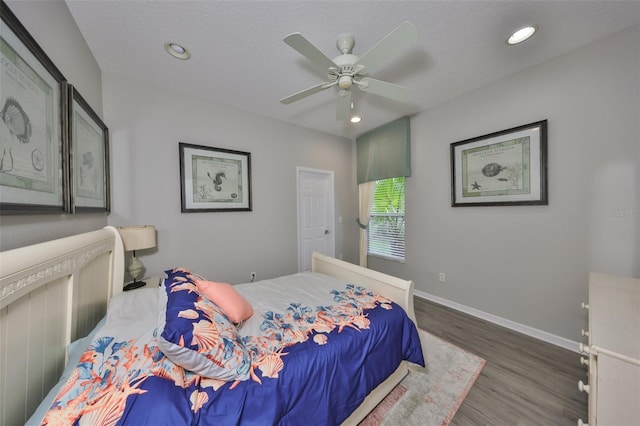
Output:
234,271,359,337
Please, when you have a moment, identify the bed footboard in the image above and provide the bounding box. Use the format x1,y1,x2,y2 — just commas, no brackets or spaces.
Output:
0,226,123,426
311,251,417,325
311,252,417,425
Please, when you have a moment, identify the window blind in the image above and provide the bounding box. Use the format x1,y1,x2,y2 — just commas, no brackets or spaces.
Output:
368,177,405,262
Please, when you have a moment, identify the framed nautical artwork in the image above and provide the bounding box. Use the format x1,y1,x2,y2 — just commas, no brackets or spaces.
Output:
0,1,68,214
451,120,548,207
67,84,110,213
179,142,252,212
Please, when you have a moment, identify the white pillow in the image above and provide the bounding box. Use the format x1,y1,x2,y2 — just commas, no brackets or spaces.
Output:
106,286,161,334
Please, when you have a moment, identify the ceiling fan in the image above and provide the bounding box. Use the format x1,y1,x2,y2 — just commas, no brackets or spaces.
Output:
280,21,418,121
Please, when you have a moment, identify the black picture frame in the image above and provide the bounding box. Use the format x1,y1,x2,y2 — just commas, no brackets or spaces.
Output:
451,120,548,207
67,83,110,213
179,142,252,212
0,1,68,214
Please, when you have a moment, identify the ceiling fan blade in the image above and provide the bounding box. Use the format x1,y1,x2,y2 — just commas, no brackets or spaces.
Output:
336,90,352,121
355,21,418,72
284,32,337,71
280,82,331,104
357,78,411,102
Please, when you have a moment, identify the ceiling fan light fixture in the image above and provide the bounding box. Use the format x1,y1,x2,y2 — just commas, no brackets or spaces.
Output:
350,116,361,123
280,21,418,120
165,42,191,60
507,26,537,45
338,75,353,89
336,33,355,54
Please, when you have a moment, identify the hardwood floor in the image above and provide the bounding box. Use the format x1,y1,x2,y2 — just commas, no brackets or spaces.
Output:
414,297,588,426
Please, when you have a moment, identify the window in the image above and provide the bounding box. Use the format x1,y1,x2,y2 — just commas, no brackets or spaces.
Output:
367,177,405,262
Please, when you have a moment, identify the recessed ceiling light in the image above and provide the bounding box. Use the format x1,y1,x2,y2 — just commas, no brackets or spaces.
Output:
164,42,191,60
507,26,537,45
350,116,361,123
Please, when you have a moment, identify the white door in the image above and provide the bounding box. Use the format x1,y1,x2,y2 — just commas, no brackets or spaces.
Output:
297,167,335,272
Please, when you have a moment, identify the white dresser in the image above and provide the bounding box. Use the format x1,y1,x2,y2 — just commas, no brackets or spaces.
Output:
578,272,640,426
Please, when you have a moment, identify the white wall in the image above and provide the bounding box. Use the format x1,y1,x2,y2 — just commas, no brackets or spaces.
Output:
103,72,358,284
371,25,640,342
0,1,105,251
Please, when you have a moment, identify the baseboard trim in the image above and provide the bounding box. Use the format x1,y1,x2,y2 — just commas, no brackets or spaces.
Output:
413,289,581,353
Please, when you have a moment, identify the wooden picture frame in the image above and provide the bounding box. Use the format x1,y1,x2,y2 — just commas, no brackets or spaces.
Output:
179,142,252,212
0,1,68,214
67,84,110,213
451,120,548,207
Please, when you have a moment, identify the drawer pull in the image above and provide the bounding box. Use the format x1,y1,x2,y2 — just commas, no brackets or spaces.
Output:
579,343,590,354
581,329,589,337
578,380,590,393
581,302,589,310
580,357,589,366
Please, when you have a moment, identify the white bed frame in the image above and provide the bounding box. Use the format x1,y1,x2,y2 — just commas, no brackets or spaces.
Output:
0,227,417,426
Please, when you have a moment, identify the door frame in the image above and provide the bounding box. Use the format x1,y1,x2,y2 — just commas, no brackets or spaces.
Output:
296,166,335,272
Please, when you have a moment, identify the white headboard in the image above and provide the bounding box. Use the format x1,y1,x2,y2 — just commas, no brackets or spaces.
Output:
0,226,124,426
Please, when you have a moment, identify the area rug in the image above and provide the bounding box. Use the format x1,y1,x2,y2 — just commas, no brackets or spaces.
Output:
360,329,486,426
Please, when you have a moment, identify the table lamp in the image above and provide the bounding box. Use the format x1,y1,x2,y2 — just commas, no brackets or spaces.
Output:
117,225,157,291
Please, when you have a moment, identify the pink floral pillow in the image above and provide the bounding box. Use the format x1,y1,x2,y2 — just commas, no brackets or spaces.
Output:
195,279,254,324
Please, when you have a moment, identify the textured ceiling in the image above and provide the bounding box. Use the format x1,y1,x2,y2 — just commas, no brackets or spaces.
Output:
65,1,640,139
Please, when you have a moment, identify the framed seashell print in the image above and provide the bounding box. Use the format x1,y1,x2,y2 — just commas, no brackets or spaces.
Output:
450,120,548,207
0,2,68,214
179,142,252,212
66,83,110,213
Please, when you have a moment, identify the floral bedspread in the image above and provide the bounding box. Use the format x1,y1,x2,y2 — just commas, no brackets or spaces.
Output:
42,277,424,426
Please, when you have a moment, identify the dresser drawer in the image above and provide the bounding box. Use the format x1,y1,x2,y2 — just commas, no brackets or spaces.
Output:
593,351,640,425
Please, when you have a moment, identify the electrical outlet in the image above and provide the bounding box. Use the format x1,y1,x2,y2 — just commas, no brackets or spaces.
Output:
439,272,446,283
250,272,256,282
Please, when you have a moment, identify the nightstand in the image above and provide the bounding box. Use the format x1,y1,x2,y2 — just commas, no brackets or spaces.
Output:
123,276,162,291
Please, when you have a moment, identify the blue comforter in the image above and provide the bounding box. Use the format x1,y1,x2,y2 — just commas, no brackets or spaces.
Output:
42,280,424,426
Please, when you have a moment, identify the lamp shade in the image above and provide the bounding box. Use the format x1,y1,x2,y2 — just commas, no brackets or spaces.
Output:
117,225,157,251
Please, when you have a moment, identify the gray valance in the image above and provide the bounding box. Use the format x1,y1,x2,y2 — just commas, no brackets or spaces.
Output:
356,116,411,184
